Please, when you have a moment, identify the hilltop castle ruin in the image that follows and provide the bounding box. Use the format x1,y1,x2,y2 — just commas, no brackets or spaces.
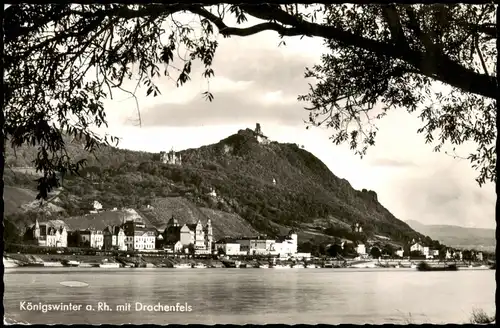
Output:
254,123,270,145
160,148,182,165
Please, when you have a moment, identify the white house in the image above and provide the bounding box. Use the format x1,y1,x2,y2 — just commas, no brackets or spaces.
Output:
237,238,275,255
79,229,104,249
271,234,298,257
410,243,425,253
356,243,366,255
208,188,217,198
423,246,430,257
179,220,213,251
174,241,183,253
395,248,404,258
89,200,103,213
235,230,298,257
103,226,126,251
122,220,157,251
32,219,68,248
215,241,241,255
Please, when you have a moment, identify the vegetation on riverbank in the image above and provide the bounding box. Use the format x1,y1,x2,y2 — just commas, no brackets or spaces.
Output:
402,308,495,324
470,308,495,324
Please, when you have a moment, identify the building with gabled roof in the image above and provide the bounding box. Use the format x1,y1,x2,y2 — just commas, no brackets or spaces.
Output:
103,225,126,251
30,219,68,248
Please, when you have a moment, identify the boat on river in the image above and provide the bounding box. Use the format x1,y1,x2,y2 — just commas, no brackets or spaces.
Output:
62,260,80,267
349,261,378,268
221,260,238,268
23,262,45,267
43,261,64,267
174,263,191,268
3,257,20,268
99,262,120,268
274,264,292,269
193,263,207,268
417,262,458,271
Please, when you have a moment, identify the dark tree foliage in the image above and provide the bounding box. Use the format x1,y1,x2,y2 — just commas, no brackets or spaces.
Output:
2,3,497,205
326,243,342,257
370,246,382,259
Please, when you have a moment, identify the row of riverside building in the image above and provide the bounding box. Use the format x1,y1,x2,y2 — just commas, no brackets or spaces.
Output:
28,216,212,254
26,214,307,258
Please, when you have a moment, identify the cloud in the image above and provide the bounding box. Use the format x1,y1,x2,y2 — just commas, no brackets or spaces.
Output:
369,158,418,168
212,47,314,96
138,89,308,127
390,161,495,229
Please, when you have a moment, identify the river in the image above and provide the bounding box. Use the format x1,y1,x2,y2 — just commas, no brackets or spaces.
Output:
3,267,495,324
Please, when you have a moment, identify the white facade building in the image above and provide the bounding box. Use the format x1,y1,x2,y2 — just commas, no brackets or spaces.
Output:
235,230,298,257
122,220,157,251
215,242,241,256
103,226,126,251
410,243,425,253
174,241,183,253
356,243,366,255
32,219,68,248
423,246,430,257
80,229,104,249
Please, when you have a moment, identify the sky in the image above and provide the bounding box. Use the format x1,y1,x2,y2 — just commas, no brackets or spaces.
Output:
93,12,495,230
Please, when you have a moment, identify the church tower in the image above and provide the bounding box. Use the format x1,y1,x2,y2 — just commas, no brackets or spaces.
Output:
33,219,40,239
167,215,179,228
206,219,213,251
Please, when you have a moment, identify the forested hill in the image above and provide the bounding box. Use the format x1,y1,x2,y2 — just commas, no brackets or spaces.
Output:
4,126,424,245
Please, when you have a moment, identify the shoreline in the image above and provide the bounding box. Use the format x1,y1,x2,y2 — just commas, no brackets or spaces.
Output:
4,253,491,270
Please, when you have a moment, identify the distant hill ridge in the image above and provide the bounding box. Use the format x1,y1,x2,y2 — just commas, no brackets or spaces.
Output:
4,124,426,245
405,220,495,251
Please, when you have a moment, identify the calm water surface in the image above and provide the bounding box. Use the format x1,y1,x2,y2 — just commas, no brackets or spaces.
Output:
4,268,495,324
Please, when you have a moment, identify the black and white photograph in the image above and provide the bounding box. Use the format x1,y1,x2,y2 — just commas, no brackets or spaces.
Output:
2,3,497,325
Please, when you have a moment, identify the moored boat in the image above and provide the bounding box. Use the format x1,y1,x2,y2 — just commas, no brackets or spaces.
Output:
417,262,458,271
221,260,237,268
192,263,207,268
63,260,80,267
274,264,291,269
259,264,269,268
174,263,191,268
349,261,378,268
78,263,93,268
24,262,45,267
99,262,120,268
3,257,20,268
306,264,318,268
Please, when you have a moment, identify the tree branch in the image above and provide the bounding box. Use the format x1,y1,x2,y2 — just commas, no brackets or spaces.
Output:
236,4,497,99
381,4,408,47
187,6,302,37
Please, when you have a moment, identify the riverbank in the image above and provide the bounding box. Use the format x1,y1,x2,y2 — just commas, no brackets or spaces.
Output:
4,254,492,269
